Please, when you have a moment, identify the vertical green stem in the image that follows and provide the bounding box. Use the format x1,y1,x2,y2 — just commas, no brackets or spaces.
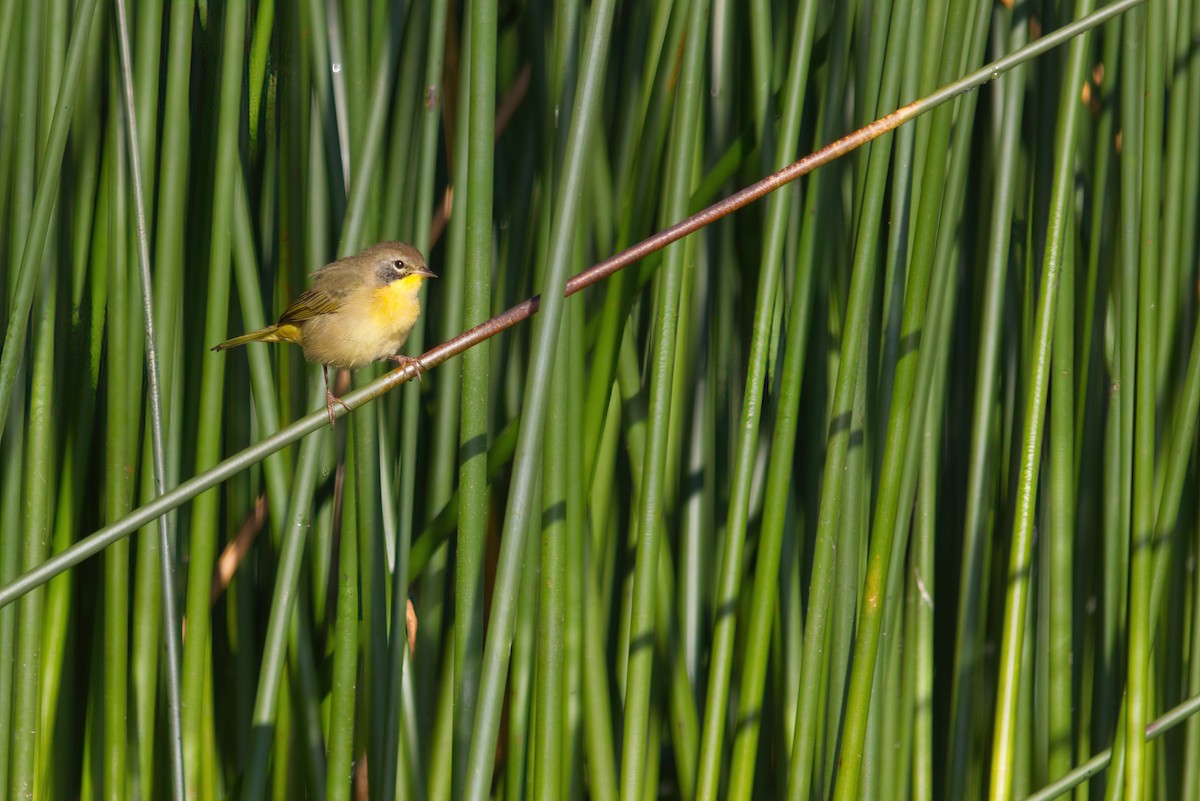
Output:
1047,217,1076,785
534,339,568,801
783,1,910,797
987,0,1095,795
12,198,57,801
694,0,819,794
103,59,135,801
326,438,360,801
947,7,1028,794
113,2,186,795
454,0,497,794
0,0,101,433
459,0,618,797
239,386,329,801
379,0,450,795
179,0,245,795
621,2,709,800
1125,0,1162,793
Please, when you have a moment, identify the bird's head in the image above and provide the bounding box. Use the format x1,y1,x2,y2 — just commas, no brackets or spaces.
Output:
367,241,437,293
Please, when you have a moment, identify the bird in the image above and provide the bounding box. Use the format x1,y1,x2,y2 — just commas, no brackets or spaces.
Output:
213,241,436,425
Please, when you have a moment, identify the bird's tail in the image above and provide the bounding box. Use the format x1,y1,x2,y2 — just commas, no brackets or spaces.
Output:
211,325,285,351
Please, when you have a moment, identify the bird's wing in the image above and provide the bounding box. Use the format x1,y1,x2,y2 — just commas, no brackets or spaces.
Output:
277,263,360,323
283,287,350,321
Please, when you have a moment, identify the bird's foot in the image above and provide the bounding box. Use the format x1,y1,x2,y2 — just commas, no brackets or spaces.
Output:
390,354,427,382
326,389,352,427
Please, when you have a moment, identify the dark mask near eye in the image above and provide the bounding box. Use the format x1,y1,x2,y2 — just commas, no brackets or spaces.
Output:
376,260,408,285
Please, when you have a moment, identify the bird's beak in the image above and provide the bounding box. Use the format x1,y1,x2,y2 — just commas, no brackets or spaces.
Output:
414,267,438,279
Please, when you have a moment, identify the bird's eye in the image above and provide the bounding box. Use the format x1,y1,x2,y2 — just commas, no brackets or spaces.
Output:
393,259,407,273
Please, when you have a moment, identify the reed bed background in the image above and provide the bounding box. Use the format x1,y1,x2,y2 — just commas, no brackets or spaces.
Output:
0,0,1197,799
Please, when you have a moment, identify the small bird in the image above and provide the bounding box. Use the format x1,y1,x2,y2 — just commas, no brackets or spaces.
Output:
213,241,437,425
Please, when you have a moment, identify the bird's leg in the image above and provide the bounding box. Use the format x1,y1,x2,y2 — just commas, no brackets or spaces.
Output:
389,353,427,383
323,364,351,426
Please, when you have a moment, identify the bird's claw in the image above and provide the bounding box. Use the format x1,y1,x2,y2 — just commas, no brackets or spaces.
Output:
390,354,427,382
326,389,351,427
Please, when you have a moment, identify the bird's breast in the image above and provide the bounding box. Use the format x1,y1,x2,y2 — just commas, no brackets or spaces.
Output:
368,281,422,333
299,283,422,369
